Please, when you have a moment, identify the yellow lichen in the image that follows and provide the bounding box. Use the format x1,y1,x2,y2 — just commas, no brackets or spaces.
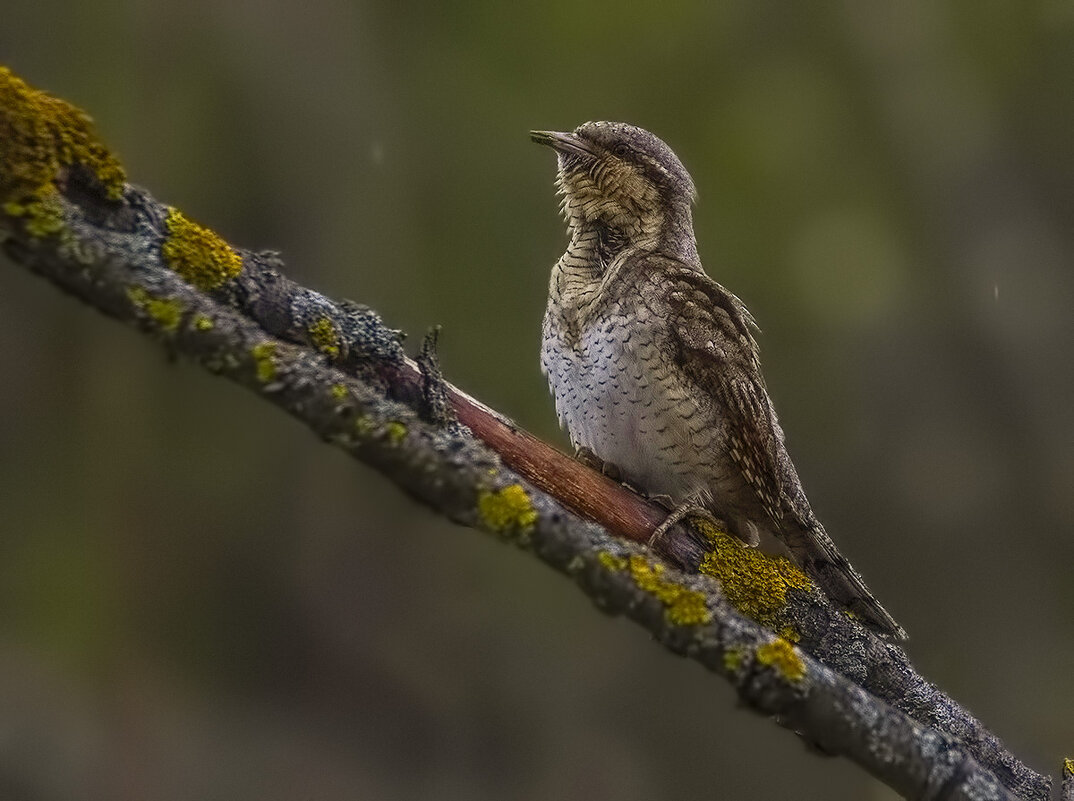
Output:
696,520,811,631
330,382,349,401
251,342,277,383
3,191,64,238
160,207,243,291
194,315,214,332
1065,758,1074,778
756,637,806,682
723,647,744,673
477,484,538,535
597,549,709,626
598,551,628,572
779,626,801,644
628,554,711,626
126,286,184,333
0,67,126,239
384,421,407,444
308,316,341,359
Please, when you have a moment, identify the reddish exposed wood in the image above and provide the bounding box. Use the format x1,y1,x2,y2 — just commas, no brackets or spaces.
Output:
449,385,667,541
391,357,693,554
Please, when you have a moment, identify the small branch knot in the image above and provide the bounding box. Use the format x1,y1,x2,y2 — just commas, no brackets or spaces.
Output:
417,325,458,430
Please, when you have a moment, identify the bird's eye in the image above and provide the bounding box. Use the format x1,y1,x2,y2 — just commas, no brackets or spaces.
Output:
612,143,631,158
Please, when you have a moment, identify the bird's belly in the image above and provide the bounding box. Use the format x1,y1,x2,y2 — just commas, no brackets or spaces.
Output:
542,318,720,504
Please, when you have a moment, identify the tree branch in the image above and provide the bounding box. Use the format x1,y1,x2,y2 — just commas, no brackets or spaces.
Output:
0,65,1058,801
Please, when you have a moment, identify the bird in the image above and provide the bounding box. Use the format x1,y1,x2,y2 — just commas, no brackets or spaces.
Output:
531,121,905,639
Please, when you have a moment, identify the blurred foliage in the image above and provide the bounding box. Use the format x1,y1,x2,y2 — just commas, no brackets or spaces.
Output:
2,1,1073,799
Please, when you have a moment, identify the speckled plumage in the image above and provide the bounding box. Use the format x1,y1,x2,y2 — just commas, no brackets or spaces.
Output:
533,121,905,639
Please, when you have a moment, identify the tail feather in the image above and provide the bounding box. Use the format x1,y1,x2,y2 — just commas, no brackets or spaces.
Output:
782,519,907,640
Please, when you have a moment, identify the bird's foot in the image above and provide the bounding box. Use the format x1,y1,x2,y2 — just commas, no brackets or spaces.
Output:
647,493,676,511
647,500,724,548
573,446,624,482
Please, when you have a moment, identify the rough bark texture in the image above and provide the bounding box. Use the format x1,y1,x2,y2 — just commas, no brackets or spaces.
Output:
0,65,1062,801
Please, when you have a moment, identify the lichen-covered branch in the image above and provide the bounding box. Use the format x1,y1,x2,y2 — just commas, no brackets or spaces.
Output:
0,65,1055,801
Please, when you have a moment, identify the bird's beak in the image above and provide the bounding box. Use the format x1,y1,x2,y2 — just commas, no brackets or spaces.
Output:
530,130,595,157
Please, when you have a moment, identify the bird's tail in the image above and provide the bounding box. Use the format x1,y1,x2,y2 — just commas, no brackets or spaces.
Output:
782,518,907,640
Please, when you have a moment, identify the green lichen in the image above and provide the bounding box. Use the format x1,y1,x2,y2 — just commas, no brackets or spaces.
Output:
385,420,407,444
160,207,243,291
308,316,341,359
723,647,744,673
354,416,376,437
194,315,214,332
330,382,349,401
478,484,538,535
251,341,277,383
696,520,811,632
0,67,126,239
126,286,184,333
756,637,806,682
627,554,711,627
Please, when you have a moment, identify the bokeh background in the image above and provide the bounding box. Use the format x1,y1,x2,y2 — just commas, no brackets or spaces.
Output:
3,2,1074,799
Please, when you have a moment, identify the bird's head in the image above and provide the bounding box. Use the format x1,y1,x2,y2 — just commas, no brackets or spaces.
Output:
531,121,697,260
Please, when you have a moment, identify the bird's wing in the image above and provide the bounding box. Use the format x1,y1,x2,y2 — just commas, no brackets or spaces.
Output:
643,258,907,638
652,259,786,526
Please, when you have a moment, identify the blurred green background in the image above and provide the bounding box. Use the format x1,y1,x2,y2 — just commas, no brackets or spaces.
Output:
3,2,1074,799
